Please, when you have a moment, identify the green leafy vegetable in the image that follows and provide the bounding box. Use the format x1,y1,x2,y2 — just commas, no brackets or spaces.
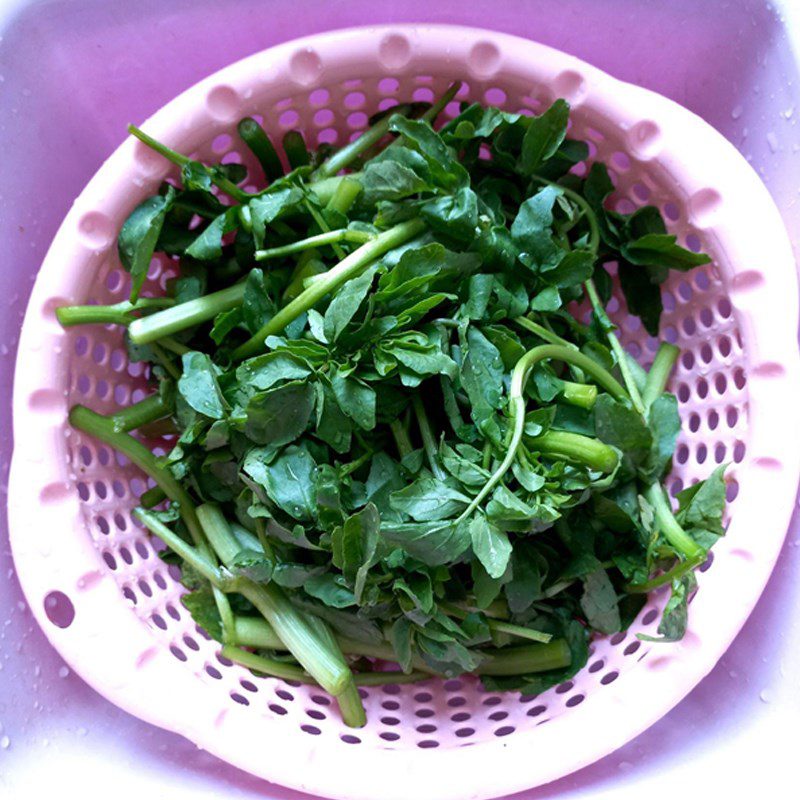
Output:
60,88,725,727
118,187,175,302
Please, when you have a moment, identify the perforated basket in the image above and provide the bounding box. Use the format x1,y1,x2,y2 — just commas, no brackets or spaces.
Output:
9,24,800,800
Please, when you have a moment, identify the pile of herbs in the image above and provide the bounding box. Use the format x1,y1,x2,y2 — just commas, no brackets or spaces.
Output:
59,84,727,727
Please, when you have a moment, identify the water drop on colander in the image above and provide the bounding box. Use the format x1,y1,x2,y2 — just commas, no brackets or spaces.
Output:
766,132,779,152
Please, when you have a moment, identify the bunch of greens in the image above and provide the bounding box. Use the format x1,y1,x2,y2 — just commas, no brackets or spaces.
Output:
58,84,727,727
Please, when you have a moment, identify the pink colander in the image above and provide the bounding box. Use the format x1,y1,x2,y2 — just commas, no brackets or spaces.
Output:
8,24,800,800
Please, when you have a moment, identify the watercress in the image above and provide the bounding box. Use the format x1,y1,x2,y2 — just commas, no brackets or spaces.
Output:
59,84,726,726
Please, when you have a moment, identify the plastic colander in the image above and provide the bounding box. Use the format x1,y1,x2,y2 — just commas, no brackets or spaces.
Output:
8,24,800,800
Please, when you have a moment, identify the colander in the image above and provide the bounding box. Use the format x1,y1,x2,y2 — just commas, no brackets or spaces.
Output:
8,24,800,800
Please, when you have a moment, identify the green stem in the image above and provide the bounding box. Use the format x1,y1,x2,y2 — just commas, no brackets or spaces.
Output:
70,405,203,545
513,316,577,349
354,671,428,686
195,503,247,563
149,342,180,380
233,613,575,680
530,179,645,413
233,219,425,360
241,582,352,696
542,579,575,599
583,279,645,415
134,510,235,643
590,330,696,563
233,616,284,649
128,124,248,201
525,430,618,473
304,610,366,728
282,252,327,302
440,602,551,644
389,418,413,459
213,586,236,644
458,345,628,521
229,522,264,553
136,511,234,647
283,130,310,169
312,105,413,180
220,644,309,682
134,509,220,584
139,486,167,508
232,615,436,673
326,177,363,215
196,504,352,695
255,228,374,261
514,316,587,384
339,447,375,477
412,395,445,481
223,645,426,691
478,640,572,676
309,82,458,186
309,172,364,205
253,519,274,559
626,551,706,593
643,342,680,410
237,117,284,182
56,297,173,327
338,638,432,672
128,283,246,345
109,394,169,433
157,337,190,356
303,199,346,260
561,381,597,410
482,438,493,470
335,678,367,728
419,81,462,124
487,620,552,644
461,597,510,620
643,483,703,560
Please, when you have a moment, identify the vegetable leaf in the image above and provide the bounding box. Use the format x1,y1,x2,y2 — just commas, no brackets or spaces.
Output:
469,514,513,579
178,352,226,419
118,187,175,302
580,569,621,634
520,99,570,175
